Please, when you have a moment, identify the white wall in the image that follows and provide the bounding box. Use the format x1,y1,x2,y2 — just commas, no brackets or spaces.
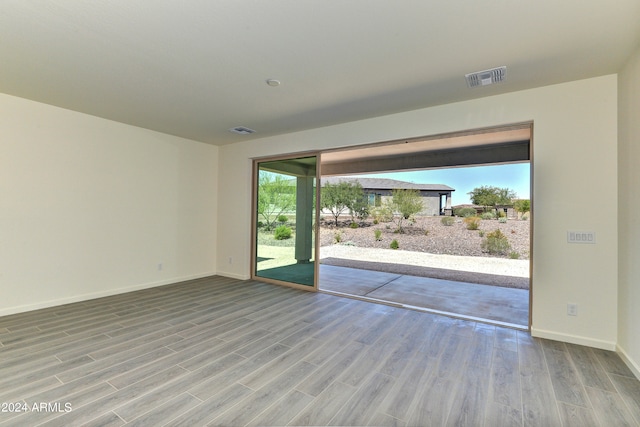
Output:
217,75,619,350
0,94,218,315
618,44,640,376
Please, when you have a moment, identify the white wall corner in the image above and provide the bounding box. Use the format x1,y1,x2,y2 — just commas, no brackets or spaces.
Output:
617,344,640,380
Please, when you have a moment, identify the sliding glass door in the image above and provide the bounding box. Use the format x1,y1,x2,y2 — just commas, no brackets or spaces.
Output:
253,155,318,289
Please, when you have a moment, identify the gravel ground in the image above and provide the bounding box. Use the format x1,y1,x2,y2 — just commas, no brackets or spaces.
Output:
319,216,530,259
318,216,531,289
257,216,531,289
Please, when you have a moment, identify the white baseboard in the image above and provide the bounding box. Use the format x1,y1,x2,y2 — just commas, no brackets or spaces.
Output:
216,270,251,280
0,272,217,318
531,327,616,351
616,344,640,379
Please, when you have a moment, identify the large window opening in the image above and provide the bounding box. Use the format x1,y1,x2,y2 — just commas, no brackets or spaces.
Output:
250,124,532,329
318,123,532,329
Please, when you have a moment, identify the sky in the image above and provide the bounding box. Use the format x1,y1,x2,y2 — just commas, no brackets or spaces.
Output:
353,162,530,206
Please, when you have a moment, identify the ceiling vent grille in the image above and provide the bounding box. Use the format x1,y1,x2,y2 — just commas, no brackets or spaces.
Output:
465,66,507,88
229,126,256,135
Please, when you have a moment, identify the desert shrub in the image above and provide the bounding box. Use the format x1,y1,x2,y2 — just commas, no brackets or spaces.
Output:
499,217,507,223
441,216,455,226
498,210,506,218
349,222,359,229
389,189,423,233
277,214,288,223
464,216,481,230
334,231,342,243
454,207,477,217
273,225,292,240
424,229,430,236
481,229,511,255
478,230,485,237
371,205,393,223
481,211,496,220
509,251,520,259
374,229,382,241
390,239,399,250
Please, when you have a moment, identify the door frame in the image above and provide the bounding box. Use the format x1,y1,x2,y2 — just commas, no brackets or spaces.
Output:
250,151,321,291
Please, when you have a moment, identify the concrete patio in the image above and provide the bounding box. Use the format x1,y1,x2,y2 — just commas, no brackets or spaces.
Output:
319,264,530,328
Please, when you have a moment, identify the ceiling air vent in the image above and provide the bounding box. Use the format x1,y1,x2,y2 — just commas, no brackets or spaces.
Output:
465,66,507,88
229,126,256,135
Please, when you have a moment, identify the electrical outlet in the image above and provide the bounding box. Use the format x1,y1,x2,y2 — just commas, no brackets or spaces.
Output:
567,303,578,316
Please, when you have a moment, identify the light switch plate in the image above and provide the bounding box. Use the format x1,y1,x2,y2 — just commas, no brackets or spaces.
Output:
567,231,596,244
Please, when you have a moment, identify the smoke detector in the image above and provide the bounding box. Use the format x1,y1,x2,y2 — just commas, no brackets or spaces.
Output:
228,126,256,135
465,66,507,88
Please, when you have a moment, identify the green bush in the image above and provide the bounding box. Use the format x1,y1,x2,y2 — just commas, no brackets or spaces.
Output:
277,214,288,223
498,217,507,223
481,211,496,220
481,229,511,255
273,225,292,240
441,216,455,226
371,205,393,223
334,231,342,243
464,216,481,230
509,251,520,259
478,230,485,237
374,229,382,241
454,207,477,217
349,222,359,229
390,239,399,250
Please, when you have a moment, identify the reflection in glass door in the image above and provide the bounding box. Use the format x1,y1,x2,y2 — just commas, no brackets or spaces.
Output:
253,156,317,288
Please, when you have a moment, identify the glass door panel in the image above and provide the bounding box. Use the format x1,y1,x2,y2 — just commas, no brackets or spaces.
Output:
254,156,317,287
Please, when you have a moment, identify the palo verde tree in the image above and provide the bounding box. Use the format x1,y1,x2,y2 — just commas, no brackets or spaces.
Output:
257,173,295,230
468,185,517,212
348,186,370,224
321,180,367,225
388,188,423,233
513,199,531,214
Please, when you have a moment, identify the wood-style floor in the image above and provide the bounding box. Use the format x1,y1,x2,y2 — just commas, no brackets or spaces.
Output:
0,276,639,426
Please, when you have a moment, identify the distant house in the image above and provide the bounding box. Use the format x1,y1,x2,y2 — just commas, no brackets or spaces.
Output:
322,176,455,216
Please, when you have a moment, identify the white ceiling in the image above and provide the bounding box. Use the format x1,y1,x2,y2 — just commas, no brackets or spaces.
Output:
1,1,639,146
